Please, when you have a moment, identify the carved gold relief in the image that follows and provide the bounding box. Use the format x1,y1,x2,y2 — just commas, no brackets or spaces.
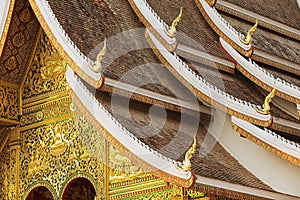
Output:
22,32,67,99
109,145,147,183
0,84,18,120
20,114,106,199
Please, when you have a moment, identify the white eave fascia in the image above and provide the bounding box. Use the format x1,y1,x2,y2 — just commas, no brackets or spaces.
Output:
216,0,300,41
66,66,193,182
232,116,300,161
34,0,101,82
220,37,300,104
197,0,251,51
195,175,300,200
0,0,11,41
130,0,176,45
146,29,271,124
104,77,211,115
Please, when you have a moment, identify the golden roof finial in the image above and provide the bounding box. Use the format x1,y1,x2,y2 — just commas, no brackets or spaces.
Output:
255,83,276,115
164,7,183,38
176,134,197,171
89,38,106,73
239,18,258,45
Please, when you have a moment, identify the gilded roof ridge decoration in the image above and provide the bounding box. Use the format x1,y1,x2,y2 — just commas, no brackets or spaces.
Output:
194,0,253,57
220,37,300,105
27,0,104,88
145,29,273,127
66,67,195,188
0,0,15,58
128,0,178,52
232,116,300,166
215,0,300,41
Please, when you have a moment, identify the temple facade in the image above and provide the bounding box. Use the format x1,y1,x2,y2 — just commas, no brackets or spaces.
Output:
0,0,300,199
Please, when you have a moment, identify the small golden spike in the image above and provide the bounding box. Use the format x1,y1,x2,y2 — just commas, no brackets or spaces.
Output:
164,7,183,38
239,18,258,45
255,83,276,115
181,134,197,171
89,38,106,73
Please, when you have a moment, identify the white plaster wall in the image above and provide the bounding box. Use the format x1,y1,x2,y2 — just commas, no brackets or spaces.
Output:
208,110,300,197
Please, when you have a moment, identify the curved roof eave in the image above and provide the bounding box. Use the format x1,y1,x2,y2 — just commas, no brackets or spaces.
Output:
128,0,177,52
220,37,300,106
0,0,15,58
28,0,104,88
194,0,253,57
145,28,272,127
66,66,195,188
232,116,300,167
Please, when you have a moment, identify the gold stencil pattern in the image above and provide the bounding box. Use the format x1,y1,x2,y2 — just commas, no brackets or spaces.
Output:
22,32,66,99
0,85,18,120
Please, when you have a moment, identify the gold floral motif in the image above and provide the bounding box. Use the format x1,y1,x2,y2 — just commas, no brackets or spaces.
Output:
4,56,17,71
19,8,31,23
12,32,25,47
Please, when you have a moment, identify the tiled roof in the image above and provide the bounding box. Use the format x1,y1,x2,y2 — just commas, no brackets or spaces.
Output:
221,13,300,64
222,0,300,29
94,90,273,192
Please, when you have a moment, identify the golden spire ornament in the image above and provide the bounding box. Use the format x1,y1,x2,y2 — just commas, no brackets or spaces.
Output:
164,7,183,38
255,84,276,115
239,18,258,45
89,38,106,73
176,134,197,171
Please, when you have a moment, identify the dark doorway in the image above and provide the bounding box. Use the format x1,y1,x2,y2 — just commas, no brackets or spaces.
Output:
62,178,96,200
26,186,54,200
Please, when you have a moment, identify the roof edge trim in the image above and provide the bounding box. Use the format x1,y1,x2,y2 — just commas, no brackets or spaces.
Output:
195,175,300,200
194,0,253,57
28,0,104,88
66,67,195,188
0,0,15,58
146,29,272,127
220,37,300,105
128,0,177,52
216,0,300,41
232,116,300,167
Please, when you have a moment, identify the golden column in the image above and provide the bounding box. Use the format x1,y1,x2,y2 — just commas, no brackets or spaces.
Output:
8,126,21,200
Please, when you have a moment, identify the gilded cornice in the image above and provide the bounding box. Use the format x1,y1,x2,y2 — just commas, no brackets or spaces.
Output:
0,0,15,58
27,0,104,88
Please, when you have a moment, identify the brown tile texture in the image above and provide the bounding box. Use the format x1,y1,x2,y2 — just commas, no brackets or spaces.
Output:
223,0,300,29
93,90,274,192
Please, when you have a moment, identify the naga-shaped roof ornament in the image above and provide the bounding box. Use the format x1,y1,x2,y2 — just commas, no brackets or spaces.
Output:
89,38,106,73
164,7,183,38
239,18,258,45
255,83,276,115
176,134,197,171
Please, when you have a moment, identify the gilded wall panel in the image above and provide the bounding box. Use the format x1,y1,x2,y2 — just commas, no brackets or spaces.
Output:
22,31,66,99
20,114,106,199
0,84,18,120
0,141,11,199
